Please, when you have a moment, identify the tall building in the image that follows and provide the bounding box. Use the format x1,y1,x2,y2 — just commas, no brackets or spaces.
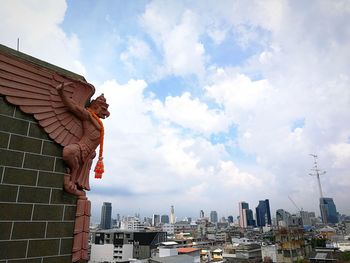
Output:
210,211,218,223
152,214,160,226
200,210,204,219
239,202,255,228
170,205,175,224
308,155,338,225
100,202,112,229
161,214,170,224
276,209,291,227
320,197,338,224
239,202,249,228
228,216,234,223
246,209,255,226
256,199,272,227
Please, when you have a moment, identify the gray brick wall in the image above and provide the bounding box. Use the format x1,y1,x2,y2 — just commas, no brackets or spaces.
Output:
0,96,77,262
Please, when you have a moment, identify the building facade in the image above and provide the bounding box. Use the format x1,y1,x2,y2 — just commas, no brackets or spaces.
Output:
100,202,112,229
320,197,338,224
161,214,169,224
210,211,218,223
256,199,272,227
170,205,175,224
90,229,167,262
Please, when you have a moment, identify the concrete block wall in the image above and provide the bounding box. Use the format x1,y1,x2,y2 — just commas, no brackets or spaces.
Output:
0,96,77,263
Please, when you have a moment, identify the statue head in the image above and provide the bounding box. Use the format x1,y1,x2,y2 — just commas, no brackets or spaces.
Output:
89,94,110,119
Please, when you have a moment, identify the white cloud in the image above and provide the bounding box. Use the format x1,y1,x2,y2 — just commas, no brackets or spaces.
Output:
120,37,151,72
89,78,266,217
151,92,229,135
328,143,350,168
140,3,205,78
0,0,86,75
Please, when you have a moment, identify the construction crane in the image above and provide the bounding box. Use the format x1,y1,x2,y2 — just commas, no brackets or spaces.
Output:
309,154,326,198
288,195,302,213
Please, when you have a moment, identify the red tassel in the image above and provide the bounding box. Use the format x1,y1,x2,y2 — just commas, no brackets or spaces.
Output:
94,158,104,179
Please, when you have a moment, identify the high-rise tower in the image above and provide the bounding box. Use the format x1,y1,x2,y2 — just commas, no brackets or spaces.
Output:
170,205,175,224
239,202,256,228
210,211,218,223
200,210,204,219
309,154,338,224
100,202,112,229
256,199,271,227
239,202,249,228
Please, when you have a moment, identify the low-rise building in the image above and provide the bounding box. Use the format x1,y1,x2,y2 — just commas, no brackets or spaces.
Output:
90,229,167,262
274,227,306,263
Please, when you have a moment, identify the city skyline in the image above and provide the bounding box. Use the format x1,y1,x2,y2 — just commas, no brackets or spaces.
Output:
91,197,343,226
1,1,350,220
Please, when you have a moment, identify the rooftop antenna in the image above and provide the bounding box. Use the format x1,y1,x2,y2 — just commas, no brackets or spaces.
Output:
309,154,326,198
17,38,20,51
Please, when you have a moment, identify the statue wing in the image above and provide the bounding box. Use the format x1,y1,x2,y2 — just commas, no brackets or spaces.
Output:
0,55,95,146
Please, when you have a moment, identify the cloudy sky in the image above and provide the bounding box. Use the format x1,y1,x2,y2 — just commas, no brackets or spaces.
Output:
1,0,350,223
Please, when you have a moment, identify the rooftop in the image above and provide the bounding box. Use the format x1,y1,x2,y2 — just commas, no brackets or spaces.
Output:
177,247,200,253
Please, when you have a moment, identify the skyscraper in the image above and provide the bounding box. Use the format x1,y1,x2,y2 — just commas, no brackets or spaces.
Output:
239,202,255,228
200,210,204,219
320,197,338,224
239,202,249,228
227,216,234,223
276,209,291,227
152,214,160,226
170,205,175,224
161,214,169,224
100,202,112,229
210,211,218,223
256,199,272,227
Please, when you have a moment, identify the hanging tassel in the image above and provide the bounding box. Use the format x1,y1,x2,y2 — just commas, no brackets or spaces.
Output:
87,107,105,180
94,157,104,179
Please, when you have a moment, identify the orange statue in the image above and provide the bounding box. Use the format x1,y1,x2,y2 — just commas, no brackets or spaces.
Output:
56,82,110,195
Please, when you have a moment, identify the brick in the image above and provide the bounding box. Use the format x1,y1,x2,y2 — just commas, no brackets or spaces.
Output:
60,238,73,255
64,205,76,221
0,240,27,259
42,255,72,263
0,131,9,148
33,204,64,221
0,222,12,240
28,122,50,140
8,258,42,263
23,153,55,171
0,149,24,167
18,186,50,203
46,222,74,238
27,239,60,257
54,158,67,173
42,141,62,157
37,171,63,188
3,167,37,186
0,96,15,116
14,107,36,121
0,203,32,220
0,115,28,135
0,184,18,202
50,189,77,205
12,222,46,239
9,134,42,154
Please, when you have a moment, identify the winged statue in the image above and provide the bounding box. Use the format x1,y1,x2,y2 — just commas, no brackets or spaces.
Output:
0,64,110,196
